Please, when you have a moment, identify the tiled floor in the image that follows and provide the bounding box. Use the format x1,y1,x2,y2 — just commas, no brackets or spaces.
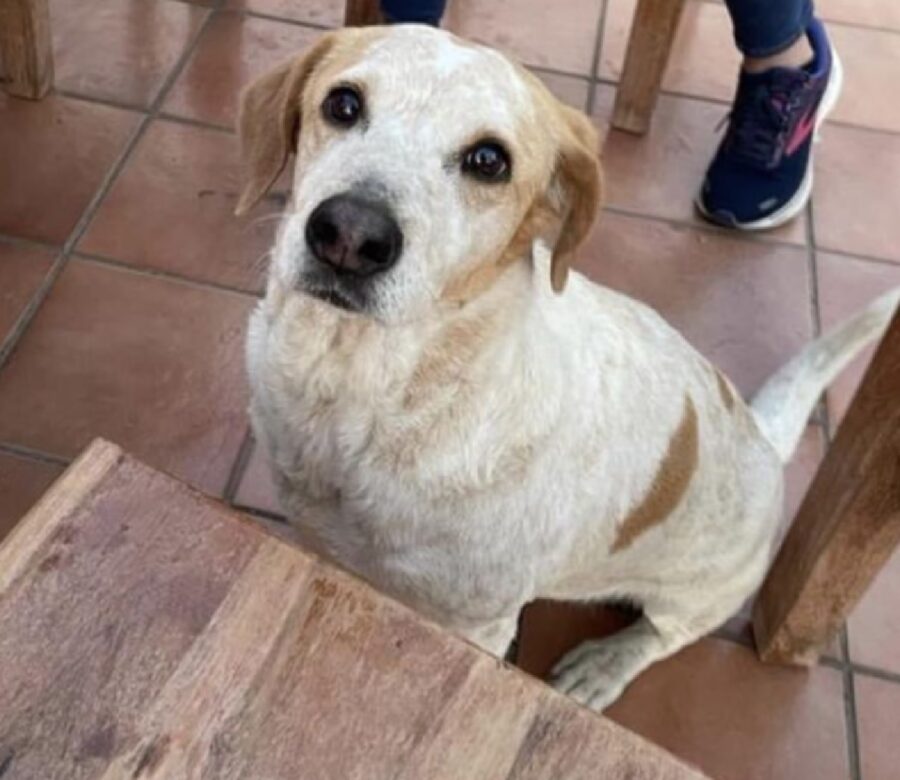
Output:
1,1,899,778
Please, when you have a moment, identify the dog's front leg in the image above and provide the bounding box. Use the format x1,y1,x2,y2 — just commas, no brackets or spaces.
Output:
550,614,689,711
459,616,520,659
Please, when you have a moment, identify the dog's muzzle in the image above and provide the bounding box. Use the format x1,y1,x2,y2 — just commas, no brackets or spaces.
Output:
300,193,403,312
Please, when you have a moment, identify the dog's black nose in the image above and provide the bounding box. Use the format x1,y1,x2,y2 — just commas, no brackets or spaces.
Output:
305,194,403,277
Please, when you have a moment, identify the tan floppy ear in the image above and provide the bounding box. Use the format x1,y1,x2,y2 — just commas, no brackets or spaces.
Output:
234,35,336,216
549,105,603,293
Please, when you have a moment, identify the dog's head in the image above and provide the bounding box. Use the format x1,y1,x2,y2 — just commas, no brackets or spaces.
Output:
237,25,601,322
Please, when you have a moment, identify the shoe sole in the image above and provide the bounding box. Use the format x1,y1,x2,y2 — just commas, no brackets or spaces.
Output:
695,47,844,232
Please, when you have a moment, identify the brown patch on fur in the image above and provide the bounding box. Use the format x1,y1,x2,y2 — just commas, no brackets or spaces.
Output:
441,196,556,303
715,370,736,412
611,395,700,553
404,313,495,411
235,28,384,215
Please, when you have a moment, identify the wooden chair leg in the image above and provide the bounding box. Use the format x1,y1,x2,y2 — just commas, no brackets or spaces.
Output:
753,308,900,665
612,0,687,135
0,0,54,99
344,0,384,26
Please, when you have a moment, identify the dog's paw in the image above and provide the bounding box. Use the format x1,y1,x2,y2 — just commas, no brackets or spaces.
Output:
549,638,635,712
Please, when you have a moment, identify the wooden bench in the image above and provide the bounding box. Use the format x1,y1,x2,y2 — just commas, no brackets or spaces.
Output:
0,439,705,779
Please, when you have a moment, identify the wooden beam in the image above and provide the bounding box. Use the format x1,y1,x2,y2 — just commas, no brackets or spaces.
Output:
754,309,900,665
612,0,687,135
344,0,384,26
0,0,54,99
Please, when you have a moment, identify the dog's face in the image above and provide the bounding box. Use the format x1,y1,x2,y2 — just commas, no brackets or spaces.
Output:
237,26,601,322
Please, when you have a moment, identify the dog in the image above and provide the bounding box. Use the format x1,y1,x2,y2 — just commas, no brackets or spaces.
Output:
235,25,898,711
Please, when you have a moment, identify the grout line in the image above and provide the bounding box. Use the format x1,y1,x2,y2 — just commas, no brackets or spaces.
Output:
239,8,334,32
602,204,809,251
585,0,609,116
819,654,846,673
237,6,601,84
805,199,836,436
841,629,864,780
809,246,900,271
805,199,823,336
0,9,220,373
0,441,72,468
528,64,593,86
595,75,900,141
233,504,287,523
223,429,255,504
0,232,61,253
55,88,149,115
156,111,234,133
0,253,67,370
850,662,900,686
72,252,263,301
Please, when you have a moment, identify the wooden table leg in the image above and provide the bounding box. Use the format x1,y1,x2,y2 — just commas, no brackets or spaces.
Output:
0,0,54,99
344,0,384,26
612,0,687,135
753,309,900,665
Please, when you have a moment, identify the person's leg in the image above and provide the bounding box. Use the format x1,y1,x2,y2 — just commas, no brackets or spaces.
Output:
697,0,842,231
725,0,814,64
380,0,447,25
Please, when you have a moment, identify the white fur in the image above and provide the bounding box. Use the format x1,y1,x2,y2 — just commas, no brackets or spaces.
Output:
244,27,898,711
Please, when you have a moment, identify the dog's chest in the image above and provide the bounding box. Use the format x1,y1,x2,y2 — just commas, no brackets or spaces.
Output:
248,306,575,619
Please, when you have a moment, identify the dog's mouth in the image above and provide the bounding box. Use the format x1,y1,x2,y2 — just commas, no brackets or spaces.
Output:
297,274,365,313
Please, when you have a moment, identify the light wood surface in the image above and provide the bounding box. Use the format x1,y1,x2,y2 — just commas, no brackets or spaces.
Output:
612,0,687,134
0,439,705,779
0,0,53,99
754,310,900,665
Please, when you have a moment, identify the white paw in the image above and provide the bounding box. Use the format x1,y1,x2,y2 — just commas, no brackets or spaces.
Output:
550,639,634,712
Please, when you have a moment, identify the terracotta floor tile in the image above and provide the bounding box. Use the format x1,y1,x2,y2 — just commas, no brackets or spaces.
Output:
444,0,604,76
828,23,900,133
531,70,590,112
818,0,900,31
162,12,324,128
579,211,813,396
849,550,900,676
814,125,900,265
856,674,900,780
816,252,900,425
0,243,55,344
226,0,344,27
234,440,282,515
0,453,63,543
606,638,848,780
783,423,826,526
0,260,252,496
0,95,139,245
601,0,739,104
79,120,277,293
50,0,208,108
593,92,808,245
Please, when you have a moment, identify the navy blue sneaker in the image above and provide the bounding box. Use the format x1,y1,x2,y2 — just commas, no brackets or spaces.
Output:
697,18,843,231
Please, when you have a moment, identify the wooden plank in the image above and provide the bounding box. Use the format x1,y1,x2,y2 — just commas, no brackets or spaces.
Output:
344,0,384,26
0,0,54,99
754,310,900,665
0,440,706,779
612,0,687,135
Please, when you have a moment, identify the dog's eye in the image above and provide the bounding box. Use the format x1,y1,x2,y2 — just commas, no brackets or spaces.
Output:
462,142,511,183
322,86,363,127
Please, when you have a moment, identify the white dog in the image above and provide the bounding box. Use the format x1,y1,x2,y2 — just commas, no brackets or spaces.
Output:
236,25,897,710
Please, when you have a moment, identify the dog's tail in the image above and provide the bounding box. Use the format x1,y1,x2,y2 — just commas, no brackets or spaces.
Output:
750,287,900,463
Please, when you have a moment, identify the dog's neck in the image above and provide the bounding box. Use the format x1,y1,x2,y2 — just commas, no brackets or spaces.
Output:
260,247,567,401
